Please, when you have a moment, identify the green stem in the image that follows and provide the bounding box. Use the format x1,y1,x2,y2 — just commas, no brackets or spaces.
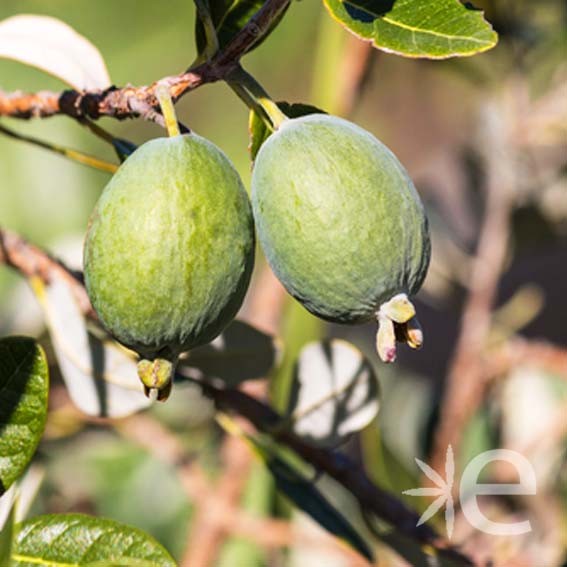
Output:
81,119,137,162
194,0,219,60
0,123,118,173
227,80,273,132
155,84,181,137
228,66,288,130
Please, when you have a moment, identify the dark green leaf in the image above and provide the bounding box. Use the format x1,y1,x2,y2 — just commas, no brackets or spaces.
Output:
195,0,289,56
179,320,279,386
11,514,176,566
0,337,48,494
323,0,498,59
249,102,326,162
266,454,374,562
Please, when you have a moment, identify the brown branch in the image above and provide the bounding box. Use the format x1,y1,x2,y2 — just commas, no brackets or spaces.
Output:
0,0,291,122
485,337,567,381
430,96,517,479
0,226,94,318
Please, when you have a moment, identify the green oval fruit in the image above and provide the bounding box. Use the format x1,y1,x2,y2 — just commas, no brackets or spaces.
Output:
84,134,254,397
251,114,430,361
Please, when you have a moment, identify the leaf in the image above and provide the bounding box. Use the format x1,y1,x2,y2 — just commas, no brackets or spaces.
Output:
0,14,111,90
179,320,280,386
0,488,16,565
11,514,176,566
195,0,289,57
249,102,326,162
323,0,498,59
0,337,48,495
266,453,374,562
31,276,151,418
286,339,380,447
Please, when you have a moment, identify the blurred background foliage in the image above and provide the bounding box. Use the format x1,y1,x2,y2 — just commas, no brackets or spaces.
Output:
0,0,566,565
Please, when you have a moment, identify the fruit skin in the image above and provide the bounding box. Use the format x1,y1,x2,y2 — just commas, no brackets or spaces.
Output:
84,134,254,362
251,114,430,324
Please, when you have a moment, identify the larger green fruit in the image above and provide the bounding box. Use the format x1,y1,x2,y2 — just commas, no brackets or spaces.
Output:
251,114,430,361
84,134,254,398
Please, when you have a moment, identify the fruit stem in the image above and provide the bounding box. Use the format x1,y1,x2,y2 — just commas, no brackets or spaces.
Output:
227,80,274,132
227,66,288,130
155,83,181,138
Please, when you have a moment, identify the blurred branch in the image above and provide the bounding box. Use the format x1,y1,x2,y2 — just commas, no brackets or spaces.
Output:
0,0,291,123
485,337,567,381
0,226,94,318
192,377,475,566
430,95,517,480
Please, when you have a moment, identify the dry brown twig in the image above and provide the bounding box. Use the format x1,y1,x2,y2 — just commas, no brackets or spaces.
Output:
0,0,291,123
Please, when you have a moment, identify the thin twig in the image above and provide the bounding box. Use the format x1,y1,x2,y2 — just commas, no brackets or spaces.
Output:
0,0,291,123
0,227,94,318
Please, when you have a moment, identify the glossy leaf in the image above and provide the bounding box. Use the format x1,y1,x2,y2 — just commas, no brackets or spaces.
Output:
31,276,151,418
179,320,280,386
195,0,289,56
11,514,176,566
286,339,380,447
0,337,48,494
0,14,111,89
323,0,498,59
249,102,325,162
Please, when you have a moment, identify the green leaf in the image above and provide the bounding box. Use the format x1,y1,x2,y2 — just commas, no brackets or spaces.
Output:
0,14,111,89
0,337,48,495
323,0,498,59
179,320,280,387
265,454,373,562
286,339,380,447
195,0,289,56
0,493,15,565
11,514,176,567
249,102,325,162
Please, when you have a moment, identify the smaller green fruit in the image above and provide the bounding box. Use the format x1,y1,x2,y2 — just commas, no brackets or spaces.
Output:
84,133,255,399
